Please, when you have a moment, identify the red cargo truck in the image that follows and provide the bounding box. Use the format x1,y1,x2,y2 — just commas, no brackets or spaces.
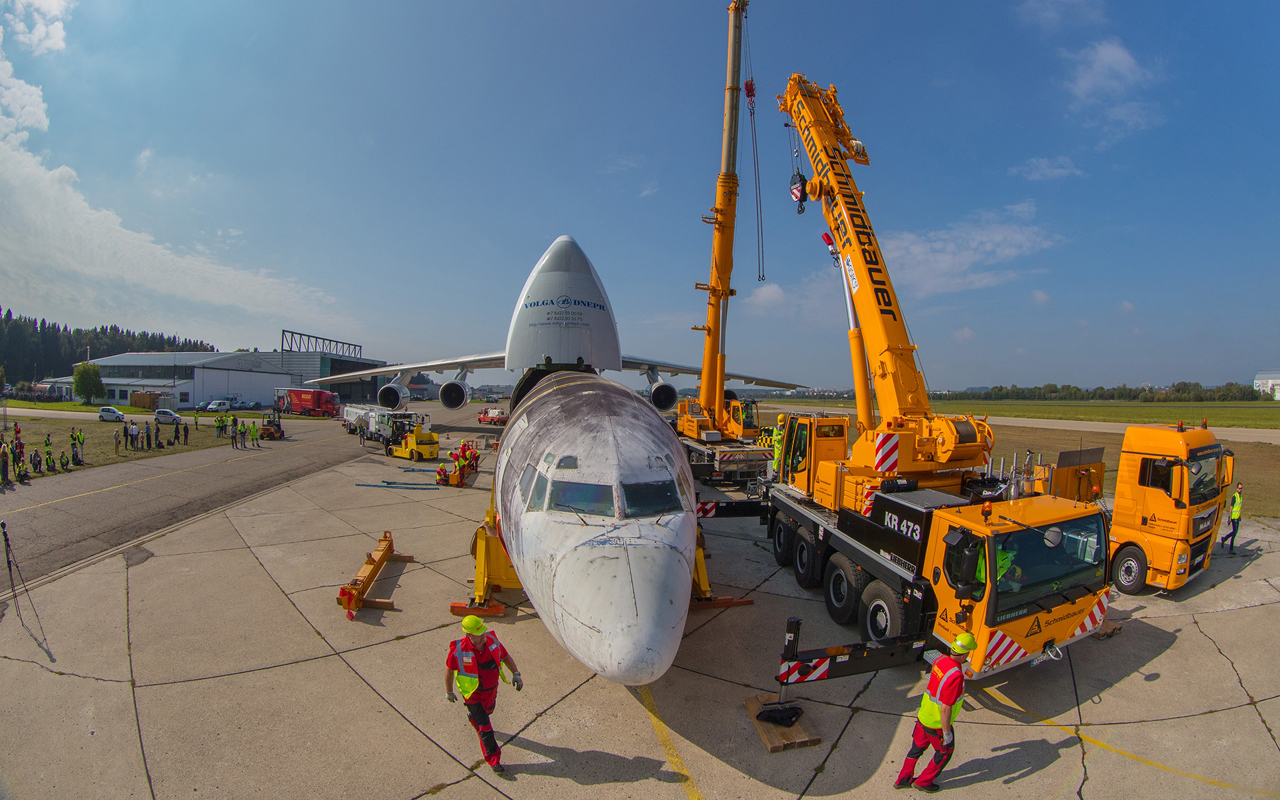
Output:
280,388,339,417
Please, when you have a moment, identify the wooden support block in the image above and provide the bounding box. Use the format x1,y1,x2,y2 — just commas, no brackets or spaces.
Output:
690,596,754,610
1092,619,1123,640
449,598,506,617
388,554,415,562
745,694,822,754
361,598,396,611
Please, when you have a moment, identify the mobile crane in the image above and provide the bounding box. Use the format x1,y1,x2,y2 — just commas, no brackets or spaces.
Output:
762,75,1117,686
674,0,773,484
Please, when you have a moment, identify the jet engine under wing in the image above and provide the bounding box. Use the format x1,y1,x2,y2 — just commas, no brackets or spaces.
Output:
305,352,506,385
619,355,805,390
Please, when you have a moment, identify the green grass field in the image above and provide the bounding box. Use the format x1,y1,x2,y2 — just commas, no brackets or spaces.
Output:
2,416,230,482
762,399,1280,428
3,399,155,415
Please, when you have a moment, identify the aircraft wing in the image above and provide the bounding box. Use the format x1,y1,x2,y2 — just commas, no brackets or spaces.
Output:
305,351,507,385
619,355,805,390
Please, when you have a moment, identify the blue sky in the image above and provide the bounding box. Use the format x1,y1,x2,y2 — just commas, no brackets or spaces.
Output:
1,0,1277,391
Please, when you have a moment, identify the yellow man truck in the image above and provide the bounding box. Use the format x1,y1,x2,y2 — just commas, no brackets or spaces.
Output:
1106,422,1234,593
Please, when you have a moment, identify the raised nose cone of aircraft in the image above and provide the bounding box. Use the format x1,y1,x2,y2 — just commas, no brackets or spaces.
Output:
549,531,693,685
505,236,622,373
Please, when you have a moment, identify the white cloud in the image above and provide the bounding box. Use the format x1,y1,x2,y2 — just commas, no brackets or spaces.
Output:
227,228,242,236
1032,289,1049,304
742,283,788,315
639,183,658,198
1119,300,1134,312
599,157,638,175
1009,156,1083,181
4,0,72,56
879,201,1060,298
0,142,355,341
1016,0,1106,30
952,327,976,342
0,45,49,145
134,147,152,173
1061,38,1163,147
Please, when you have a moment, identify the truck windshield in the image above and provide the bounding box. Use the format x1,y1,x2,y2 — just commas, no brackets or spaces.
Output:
1187,454,1221,506
621,481,683,518
993,514,1107,615
740,401,757,430
549,481,616,517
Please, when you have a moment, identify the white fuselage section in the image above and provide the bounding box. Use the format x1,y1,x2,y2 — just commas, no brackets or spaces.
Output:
495,372,697,685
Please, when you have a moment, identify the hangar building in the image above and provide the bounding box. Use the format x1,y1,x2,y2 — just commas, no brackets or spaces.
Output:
48,352,289,408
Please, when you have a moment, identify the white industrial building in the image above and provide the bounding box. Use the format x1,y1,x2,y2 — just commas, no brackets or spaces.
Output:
48,352,289,408
1255,370,1280,398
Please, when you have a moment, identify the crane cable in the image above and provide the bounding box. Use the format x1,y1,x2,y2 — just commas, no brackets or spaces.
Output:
743,11,765,281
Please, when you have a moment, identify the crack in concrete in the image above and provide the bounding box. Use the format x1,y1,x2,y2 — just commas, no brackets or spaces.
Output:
682,564,783,641
1193,614,1280,756
124,555,158,800
502,674,597,748
1067,648,1089,799
0,653,130,683
796,707,857,799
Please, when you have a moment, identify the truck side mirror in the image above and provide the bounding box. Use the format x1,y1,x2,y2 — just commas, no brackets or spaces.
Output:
960,546,980,584
1170,467,1185,508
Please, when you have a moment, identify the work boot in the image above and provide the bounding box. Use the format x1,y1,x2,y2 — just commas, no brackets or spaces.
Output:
914,783,941,794
895,774,915,789
491,764,505,774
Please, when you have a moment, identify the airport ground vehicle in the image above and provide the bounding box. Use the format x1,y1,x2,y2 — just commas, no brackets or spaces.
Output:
762,74,1115,681
260,409,285,441
279,388,338,417
477,407,509,425
206,400,231,414
673,0,772,485
341,403,380,435
384,416,439,461
99,406,124,422
1103,422,1234,593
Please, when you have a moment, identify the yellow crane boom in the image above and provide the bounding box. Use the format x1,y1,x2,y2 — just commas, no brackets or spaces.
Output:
777,74,989,473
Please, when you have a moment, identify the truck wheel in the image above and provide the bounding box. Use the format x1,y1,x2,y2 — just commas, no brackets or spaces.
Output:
771,517,794,567
792,528,823,589
410,450,420,462
824,553,866,626
1113,546,1148,595
385,445,393,458
859,581,905,643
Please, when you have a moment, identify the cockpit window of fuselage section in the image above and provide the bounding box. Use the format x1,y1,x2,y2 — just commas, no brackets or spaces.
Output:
622,481,683,519
550,480,616,517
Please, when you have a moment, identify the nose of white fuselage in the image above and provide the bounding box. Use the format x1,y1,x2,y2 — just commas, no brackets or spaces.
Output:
550,532,693,685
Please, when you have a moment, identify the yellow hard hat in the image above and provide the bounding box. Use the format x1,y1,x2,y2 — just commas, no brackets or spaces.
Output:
777,414,786,424
461,615,488,635
951,632,977,653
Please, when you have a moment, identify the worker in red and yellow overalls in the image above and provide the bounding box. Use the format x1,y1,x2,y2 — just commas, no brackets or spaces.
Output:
445,615,522,774
895,632,977,792
436,464,451,485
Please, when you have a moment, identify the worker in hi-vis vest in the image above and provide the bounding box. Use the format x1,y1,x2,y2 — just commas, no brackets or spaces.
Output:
445,615,522,773
1223,482,1243,555
895,632,977,793
772,414,785,481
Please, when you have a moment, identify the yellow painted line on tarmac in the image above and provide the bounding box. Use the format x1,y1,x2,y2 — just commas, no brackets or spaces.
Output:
986,688,1280,798
3,434,351,515
639,685,705,800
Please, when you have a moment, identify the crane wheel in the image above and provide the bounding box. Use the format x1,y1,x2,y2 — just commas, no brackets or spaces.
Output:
770,517,794,567
792,528,823,589
1112,546,1148,595
824,553,866,626
859,580,905,643
410,450,420,462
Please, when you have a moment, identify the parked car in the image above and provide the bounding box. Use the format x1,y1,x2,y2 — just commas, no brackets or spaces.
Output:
206,400,231,413
194,401,211,412
155,409,182,426
99,406,125,422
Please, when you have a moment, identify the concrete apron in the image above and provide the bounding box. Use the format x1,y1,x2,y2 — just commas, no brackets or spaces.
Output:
0,450,1278,799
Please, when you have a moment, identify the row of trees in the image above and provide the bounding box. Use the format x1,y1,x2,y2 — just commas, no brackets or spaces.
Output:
931,382,1272,402
0,307,215,388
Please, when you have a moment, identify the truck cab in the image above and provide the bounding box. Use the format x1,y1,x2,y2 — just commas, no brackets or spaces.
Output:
1109,424,1234,593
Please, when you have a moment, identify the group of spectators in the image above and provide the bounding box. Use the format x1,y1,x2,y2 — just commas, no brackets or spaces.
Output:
113,419,190,456
0,423,79,485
